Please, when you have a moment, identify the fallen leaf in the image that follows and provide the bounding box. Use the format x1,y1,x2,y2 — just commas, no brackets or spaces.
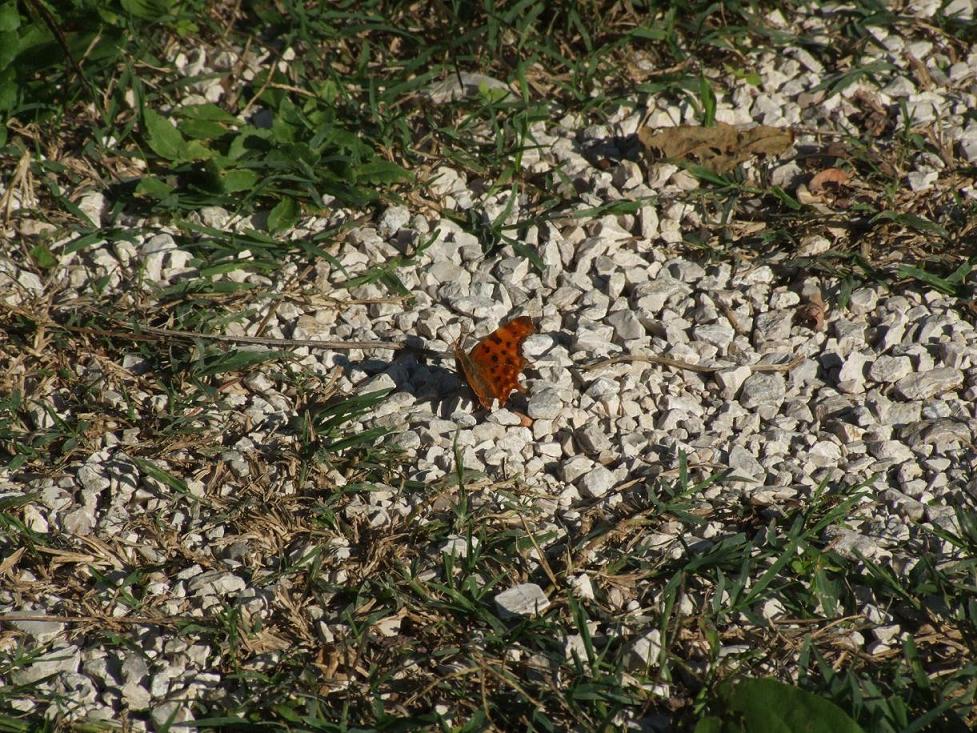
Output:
0,547,25,575
637,123,794,175
810,167,850,195
795,290,827,331
851,90,892,137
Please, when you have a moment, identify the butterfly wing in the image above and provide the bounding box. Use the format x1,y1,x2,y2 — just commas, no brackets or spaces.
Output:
455,349,496,409
464,316,534,408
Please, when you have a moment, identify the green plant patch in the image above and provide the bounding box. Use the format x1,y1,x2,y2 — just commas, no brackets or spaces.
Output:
696,678,866,733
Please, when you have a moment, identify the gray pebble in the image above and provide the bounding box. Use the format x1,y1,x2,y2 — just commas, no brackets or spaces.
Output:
495,584,550,619
739,372,786,408
894,368,963,400
578,465,615,498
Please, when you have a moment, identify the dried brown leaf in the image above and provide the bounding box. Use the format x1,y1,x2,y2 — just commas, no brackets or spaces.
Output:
796,290,827,331
637,123,794,174
810,167,850,195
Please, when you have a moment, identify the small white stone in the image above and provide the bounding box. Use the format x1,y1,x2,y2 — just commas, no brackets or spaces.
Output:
872,624,902,644
17,269,43,293
564,634,590,664
441,535,477,558
625,629,662,671
606,309,645,341
868,440,914,463
728,445,764,481
894,369,963,400
715,366,751,399
570,574,595,600
424,72,510,103
378,205,411,236
10,617,65,643
77,192,106,227
578,465,615,498
640,206,659,238
797,235,830,256
694,322,735,349
62,506,95,536
198,206,229,228
907,170,938,191
739,372,786,408
11,643,80,685
495,583,550,619
869,356,912,383
808,440,842,467
561,455,594,483
759,598,786,620
944,0,973,19
823,526,881,560
837,352,868,393
187,571,246,596
23,504,48,533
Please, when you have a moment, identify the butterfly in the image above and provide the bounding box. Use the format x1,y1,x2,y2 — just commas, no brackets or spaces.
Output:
453,316,534,410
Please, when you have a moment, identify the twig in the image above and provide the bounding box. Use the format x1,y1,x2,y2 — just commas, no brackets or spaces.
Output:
717,299,748,335
3,305,450,359
581,353,805,374
109,321,448,359
0,613,198,627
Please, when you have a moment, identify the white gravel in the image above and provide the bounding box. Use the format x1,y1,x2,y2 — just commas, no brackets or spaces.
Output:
3,4,977,726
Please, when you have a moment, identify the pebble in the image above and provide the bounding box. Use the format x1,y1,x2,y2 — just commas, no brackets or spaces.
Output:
607,309,645,341
495,584,551,619
440,535,477,559
11,10,977,723
528,388,564,420
715,366,751,399
869,355,912,383
739,373,786,408
9,617,66,643
894,369,963,400
625,630,662,671
11,643,81,685
578,465,615,498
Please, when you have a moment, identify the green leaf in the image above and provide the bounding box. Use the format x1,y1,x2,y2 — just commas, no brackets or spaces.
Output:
0,29,19,67
176,103,240,140
134,175,175,200
176,103,239,124
120,0,171,20
0,2,20,32
182,139,215,162
686,164,735,187
267,197,299,233
220,168,258,193
693,717,724,733
770,185,802,210
700,75,716,126
179,118,228,140
897,263,970,296
872,210,948,238
30,244,56,269
227,129,270,160
0,79,16,111
512,241,545,272
315,79,338,104
714,678,866,733
143,108,187,161
192,349,287,379
354,159,408,184
811,568,840,616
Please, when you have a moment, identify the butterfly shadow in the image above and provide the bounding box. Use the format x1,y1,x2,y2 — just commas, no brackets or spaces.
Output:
313,337,468,417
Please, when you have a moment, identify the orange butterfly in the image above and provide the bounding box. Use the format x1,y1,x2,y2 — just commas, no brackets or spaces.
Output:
453,316,534,410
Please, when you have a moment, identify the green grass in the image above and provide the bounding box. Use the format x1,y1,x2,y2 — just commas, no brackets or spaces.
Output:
1,0,977,731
